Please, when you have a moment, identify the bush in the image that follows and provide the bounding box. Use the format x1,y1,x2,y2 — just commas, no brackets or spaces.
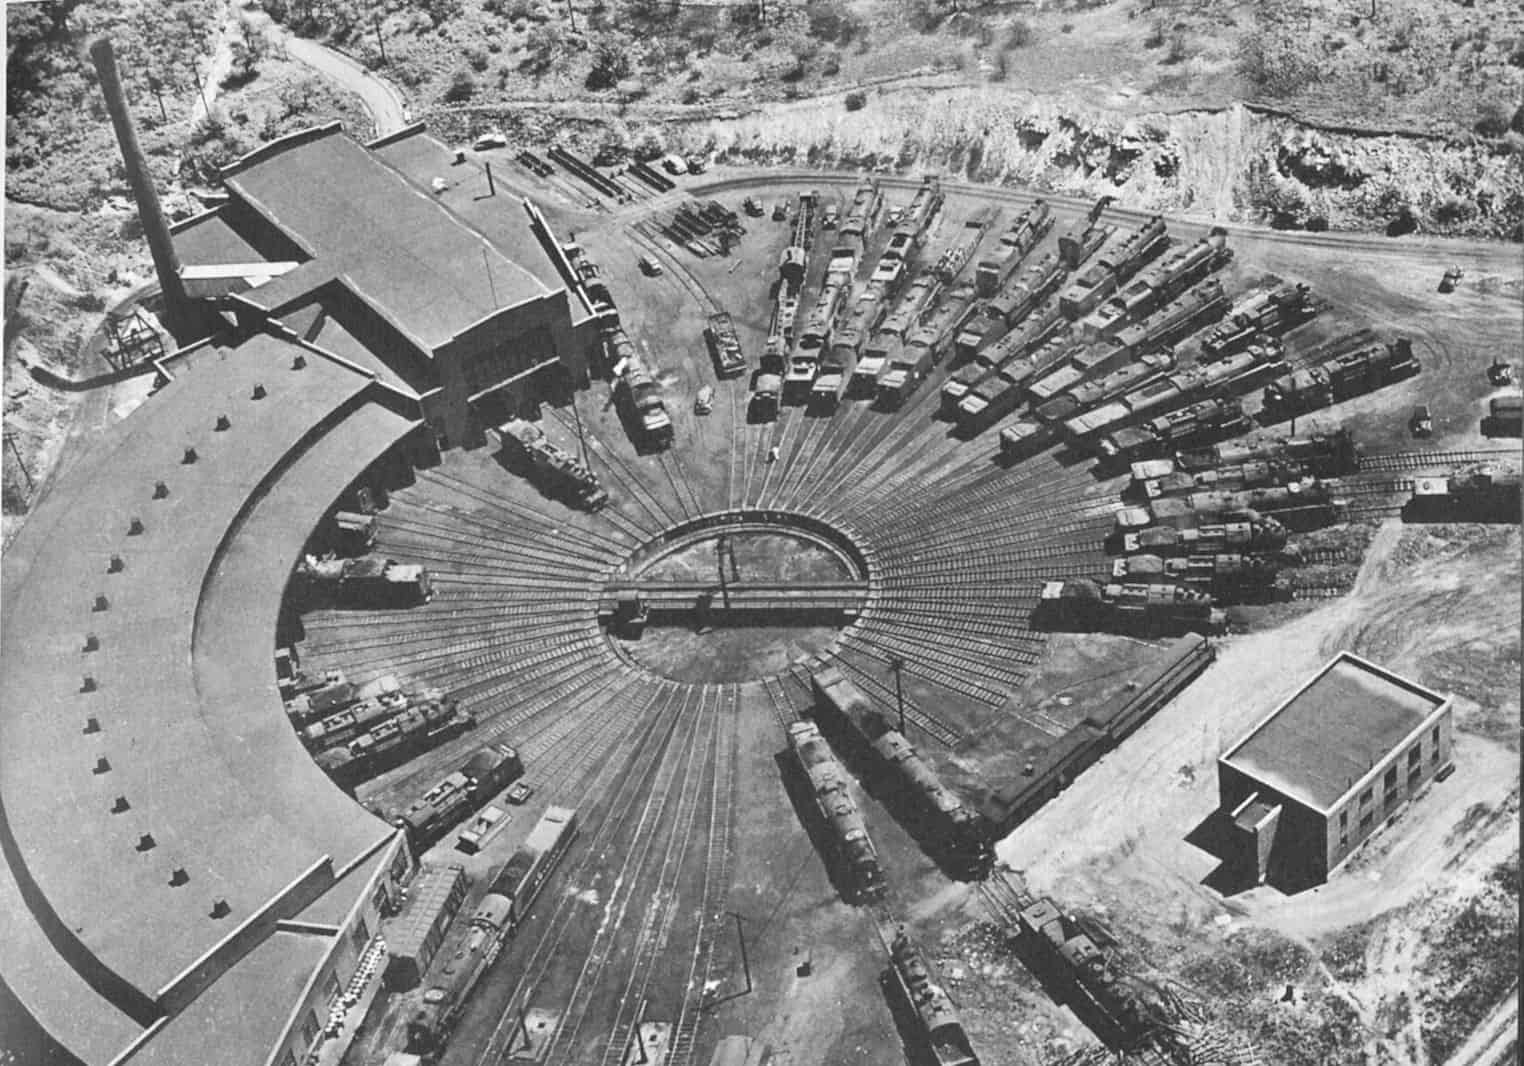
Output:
466,46,489,71
587,35,633,89
1008,19,1033,48
1433,196,1476,225
844,90,866,111
1165,32,1189,64
1474,101,1512,138
444,68,477,101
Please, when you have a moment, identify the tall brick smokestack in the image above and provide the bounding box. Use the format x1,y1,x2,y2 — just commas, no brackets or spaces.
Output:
89,37,195,342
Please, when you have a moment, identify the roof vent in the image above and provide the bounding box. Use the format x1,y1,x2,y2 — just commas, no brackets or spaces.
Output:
83,633,100,652
108,554,125,573
135,833,155,852
93,594,110,612
215,414,231,431
182,446,197,464
128,516,145,535
210,899,231,919
111,795,130,814
83,716,101,734
168,867,189,887
252,383,266,400
292,354,307,370
93,756,112,775
81,676,97,693
152,480,169,499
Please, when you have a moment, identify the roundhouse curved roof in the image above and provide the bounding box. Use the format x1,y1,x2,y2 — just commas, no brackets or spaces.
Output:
0,327,417,1064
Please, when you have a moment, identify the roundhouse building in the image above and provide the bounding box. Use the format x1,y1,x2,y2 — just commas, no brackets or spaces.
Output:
1216,652,1453,888
0,325,428,1066
171,122,608,449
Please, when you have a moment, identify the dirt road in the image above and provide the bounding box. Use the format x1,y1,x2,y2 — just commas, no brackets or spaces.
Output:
1444,984,1519,1066
281,36,408,137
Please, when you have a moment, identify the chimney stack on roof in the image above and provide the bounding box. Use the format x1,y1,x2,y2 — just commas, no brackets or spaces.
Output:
89,38,196,343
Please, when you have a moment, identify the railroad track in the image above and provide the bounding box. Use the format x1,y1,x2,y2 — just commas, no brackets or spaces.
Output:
1359,448,1518,474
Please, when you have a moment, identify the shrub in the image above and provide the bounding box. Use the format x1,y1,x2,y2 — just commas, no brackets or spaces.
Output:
1165,32,1189,64
844,90,866,111
466,46,489,71
1433,196,1476,225
1474,101,1512,138
587,35,633,89
1008,19,1033,48
444,68,477,101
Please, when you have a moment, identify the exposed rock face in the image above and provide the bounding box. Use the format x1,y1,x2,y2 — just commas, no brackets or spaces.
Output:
661,87,1521,239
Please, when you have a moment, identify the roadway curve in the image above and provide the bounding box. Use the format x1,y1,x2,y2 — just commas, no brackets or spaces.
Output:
262,20,409,138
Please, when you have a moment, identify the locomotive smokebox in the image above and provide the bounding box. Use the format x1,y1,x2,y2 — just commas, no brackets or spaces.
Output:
89,37,199,343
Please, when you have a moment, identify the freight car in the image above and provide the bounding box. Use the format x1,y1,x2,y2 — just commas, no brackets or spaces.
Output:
1200,282,1315,360
1119,515,1289,556
394,743,525,853
787,719,888,903
884,926,981,1066
976,199,1053,296
314,696,475,789
932,206,998,284
406,807,578,1056
811,667,991,876
984,635,1214,834
1131,456,1306,499
1261,338,1418,416
1037,579,1226,636
706,312,748,379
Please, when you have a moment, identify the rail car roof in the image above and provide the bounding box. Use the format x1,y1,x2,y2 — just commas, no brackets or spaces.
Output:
1221,652,1449,812
0,328,416,1064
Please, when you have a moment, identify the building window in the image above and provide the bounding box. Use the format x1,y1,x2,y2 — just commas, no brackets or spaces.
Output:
1360,810,1374,832
1408,746,1421,767
1383,766,1398,790
1360,787,1373,806
1339,810,1348,828
280,1052,297,1066
353,918,370,952
301,1010,320,1047
325,971,342,1005
373,885,390,916
1432,724,1441,748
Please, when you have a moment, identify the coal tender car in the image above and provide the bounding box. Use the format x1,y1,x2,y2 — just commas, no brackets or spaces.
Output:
787,719,887,902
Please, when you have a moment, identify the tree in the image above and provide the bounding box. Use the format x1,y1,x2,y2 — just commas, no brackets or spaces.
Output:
444,68,477,101
587,34,633,89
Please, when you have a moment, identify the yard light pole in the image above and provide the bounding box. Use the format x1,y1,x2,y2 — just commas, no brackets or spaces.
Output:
890,655,906,735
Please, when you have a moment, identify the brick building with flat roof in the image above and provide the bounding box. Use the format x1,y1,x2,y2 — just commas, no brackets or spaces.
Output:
1216,651,1453,888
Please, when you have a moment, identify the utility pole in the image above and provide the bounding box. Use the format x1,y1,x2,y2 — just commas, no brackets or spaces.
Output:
374,16,388,64
485,161,496,197
146,75,168,122
890,655,906,735
5,432,34,494
190,58,208,117
565,0,577,31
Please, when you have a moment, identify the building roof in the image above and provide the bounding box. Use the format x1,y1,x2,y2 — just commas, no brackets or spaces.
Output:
219,126,556,351
1221,652,1449,812
0,327,417,1065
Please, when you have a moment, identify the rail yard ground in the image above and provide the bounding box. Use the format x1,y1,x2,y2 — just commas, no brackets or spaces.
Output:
4,6,1521,1066
278,161,1524,1066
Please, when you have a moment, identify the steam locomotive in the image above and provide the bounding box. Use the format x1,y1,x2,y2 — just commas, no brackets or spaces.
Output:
810,667,991,877
787,719,887,903
406,807,578,1056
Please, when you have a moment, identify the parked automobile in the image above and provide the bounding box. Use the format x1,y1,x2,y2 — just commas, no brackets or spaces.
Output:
695,385,715,414
773,199,789,221
1409,404,1433,438
638,255,664,277
473,132,508,151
